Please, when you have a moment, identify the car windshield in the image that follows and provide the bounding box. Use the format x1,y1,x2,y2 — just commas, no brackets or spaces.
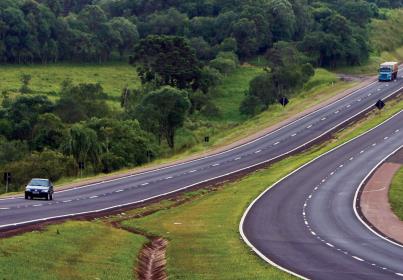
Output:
380,67,392,72
29,179,48,186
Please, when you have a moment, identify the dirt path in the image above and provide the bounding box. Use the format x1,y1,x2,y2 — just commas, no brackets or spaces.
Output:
360,162,403,244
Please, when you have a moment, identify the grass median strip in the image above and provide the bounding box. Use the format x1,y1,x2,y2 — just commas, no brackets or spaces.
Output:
118,98,403,279
389,166,403,220
0,96,401,280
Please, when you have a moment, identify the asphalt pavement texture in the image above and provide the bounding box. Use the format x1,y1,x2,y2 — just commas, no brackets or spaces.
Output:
0,72,402,279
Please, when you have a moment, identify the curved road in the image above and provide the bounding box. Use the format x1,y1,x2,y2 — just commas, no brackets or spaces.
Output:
0,75,402,231
241,111,403,279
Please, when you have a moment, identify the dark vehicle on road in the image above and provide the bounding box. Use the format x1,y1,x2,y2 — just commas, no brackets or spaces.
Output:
25,178,54,200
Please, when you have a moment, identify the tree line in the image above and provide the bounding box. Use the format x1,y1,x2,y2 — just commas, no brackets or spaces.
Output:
0,0,402,66
0,0,402,191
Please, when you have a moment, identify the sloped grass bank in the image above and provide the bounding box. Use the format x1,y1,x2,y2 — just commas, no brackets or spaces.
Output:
120,98,403,279
389,166,403,220
1,95,401,280
0,221,147,280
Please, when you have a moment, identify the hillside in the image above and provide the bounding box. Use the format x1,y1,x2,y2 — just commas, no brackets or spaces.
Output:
0,0,403,192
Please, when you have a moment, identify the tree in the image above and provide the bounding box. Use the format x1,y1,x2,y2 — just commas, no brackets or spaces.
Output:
32,113,66,151
19,73,32,93
0,137,29,165
240,95,263,116
4,95,53,140
54,82,110,123
132,35,202,90
62,124,102,170
135,86,190,148
109,17,139,58
85,118,157,172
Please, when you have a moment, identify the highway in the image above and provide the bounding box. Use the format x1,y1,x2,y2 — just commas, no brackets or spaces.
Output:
0,75,402,233
241,111,403,280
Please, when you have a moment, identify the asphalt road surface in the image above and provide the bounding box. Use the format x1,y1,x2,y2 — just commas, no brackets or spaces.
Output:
0,74,402,232
241,111,403,280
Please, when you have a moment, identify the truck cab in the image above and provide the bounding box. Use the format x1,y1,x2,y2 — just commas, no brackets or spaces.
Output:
379,62,398,82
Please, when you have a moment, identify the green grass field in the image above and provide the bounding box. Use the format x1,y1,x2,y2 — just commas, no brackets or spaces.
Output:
0,62,140,106
389,166,403,220
0,221,147,280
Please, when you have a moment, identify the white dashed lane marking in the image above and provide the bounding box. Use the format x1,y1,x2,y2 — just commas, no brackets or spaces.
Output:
300,130,403,276
189,170,197,173
254,150,261,154
352,256,365,262
89,196,98,199
306,125,313,129
0,207,9,210
141,182,149,186
115,190,124,193
291,133,297,137
235,157,241,161
273,142,280,146
63,200,72,203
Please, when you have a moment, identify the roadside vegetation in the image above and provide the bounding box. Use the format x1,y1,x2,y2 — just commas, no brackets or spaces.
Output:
1,1,402,193
389,166,403,220
0,221,147,280
337,8,403,75
1,94,402,280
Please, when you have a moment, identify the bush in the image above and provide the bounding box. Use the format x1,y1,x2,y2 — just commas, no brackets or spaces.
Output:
239,95,263,116
209,57,237,75
0,150,73,192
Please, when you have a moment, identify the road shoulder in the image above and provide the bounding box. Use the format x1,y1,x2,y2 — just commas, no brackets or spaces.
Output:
360,153,403,244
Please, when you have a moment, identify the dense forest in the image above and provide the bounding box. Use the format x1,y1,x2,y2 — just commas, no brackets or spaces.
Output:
0,0,401,65
0,0,402,191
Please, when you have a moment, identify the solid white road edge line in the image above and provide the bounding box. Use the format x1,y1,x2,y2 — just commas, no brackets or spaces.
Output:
239,110,403,280
1,109,402,232
353,145,403,249
0,79,384,201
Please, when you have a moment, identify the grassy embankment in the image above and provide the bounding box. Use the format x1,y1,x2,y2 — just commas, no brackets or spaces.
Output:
0,221,147,280
337,9,403,75
1,94,402,280
389,166,403,220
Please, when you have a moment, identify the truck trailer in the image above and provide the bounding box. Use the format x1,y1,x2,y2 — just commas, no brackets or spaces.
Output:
379,62,399,82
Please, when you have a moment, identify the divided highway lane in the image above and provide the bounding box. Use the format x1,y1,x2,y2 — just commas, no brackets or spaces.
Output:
0,75,402,230
241,111,403,279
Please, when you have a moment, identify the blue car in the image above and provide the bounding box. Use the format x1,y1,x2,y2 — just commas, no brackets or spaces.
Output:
25,178,54,200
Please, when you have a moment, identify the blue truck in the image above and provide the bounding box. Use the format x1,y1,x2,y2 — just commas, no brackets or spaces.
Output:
379,62,398,82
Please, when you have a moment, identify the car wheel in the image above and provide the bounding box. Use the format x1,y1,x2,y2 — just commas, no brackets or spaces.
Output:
49,194,53,201
25,194,28,200
45,194,49,201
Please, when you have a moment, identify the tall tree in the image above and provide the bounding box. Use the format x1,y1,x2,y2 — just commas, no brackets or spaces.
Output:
132,35,202,90
135,86,190,148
